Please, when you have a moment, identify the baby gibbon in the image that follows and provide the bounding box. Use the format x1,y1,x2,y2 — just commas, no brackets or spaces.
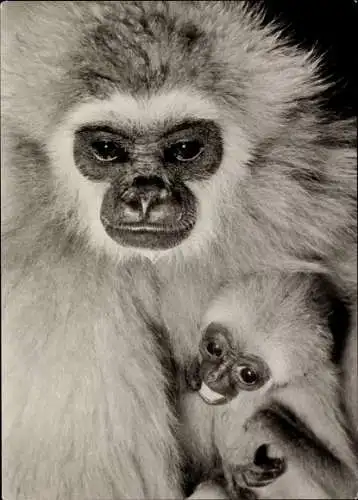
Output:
182,273,358,499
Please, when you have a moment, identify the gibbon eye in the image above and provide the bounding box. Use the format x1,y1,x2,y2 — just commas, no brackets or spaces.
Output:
234,357,270,391
91,140,128,163
237,365,258,385
205,340,224,358
165,140,204,163
200,323,232,362
201,334,229,361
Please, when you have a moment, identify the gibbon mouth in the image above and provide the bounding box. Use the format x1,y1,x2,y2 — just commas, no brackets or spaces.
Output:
198,380,239,405
100,182,197,250
198,382,230,405
101,220,196,250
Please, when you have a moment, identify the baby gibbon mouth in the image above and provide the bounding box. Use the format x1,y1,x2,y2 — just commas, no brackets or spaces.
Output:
198,382,231,405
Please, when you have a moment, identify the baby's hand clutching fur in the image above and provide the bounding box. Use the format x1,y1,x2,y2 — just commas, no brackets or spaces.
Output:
223,441,286,493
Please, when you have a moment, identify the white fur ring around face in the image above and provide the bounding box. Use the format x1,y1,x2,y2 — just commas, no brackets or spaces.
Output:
199,382,227,404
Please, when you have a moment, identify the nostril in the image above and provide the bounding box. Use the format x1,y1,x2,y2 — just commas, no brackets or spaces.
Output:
127,198,142,212
133,175,167,190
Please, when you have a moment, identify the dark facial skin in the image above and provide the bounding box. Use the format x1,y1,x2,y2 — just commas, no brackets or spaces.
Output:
186,323,271,404
185,323,286,490
73,119,223,250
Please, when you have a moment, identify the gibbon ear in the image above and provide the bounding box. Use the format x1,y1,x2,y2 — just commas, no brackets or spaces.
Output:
309,273,351,365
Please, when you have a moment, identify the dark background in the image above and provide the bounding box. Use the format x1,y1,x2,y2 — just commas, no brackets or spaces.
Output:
253,0,357,118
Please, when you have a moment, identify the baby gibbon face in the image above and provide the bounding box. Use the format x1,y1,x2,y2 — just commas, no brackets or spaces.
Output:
187,274,333,404
188,323,272,405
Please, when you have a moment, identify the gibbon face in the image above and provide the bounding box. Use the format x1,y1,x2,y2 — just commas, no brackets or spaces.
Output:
47,15,248,258
187,323,272,405
73,116,223,250
187,274,334,414
42,1,253,258
5,1,341,262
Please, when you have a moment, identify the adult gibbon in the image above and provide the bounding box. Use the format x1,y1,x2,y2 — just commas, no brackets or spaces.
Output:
2,1,356,498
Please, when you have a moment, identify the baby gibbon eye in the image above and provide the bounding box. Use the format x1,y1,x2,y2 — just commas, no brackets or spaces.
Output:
200,323,232,362
234,357,270,391
164,140,204,163
205,340,225,358
200,332,230,361
91,139,129,163
237,366,259,385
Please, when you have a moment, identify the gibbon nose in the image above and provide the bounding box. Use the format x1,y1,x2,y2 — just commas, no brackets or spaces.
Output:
206,365,234,395
121,176,172,222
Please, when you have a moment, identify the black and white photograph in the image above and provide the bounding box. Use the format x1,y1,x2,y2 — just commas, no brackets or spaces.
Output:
2,1,357,499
